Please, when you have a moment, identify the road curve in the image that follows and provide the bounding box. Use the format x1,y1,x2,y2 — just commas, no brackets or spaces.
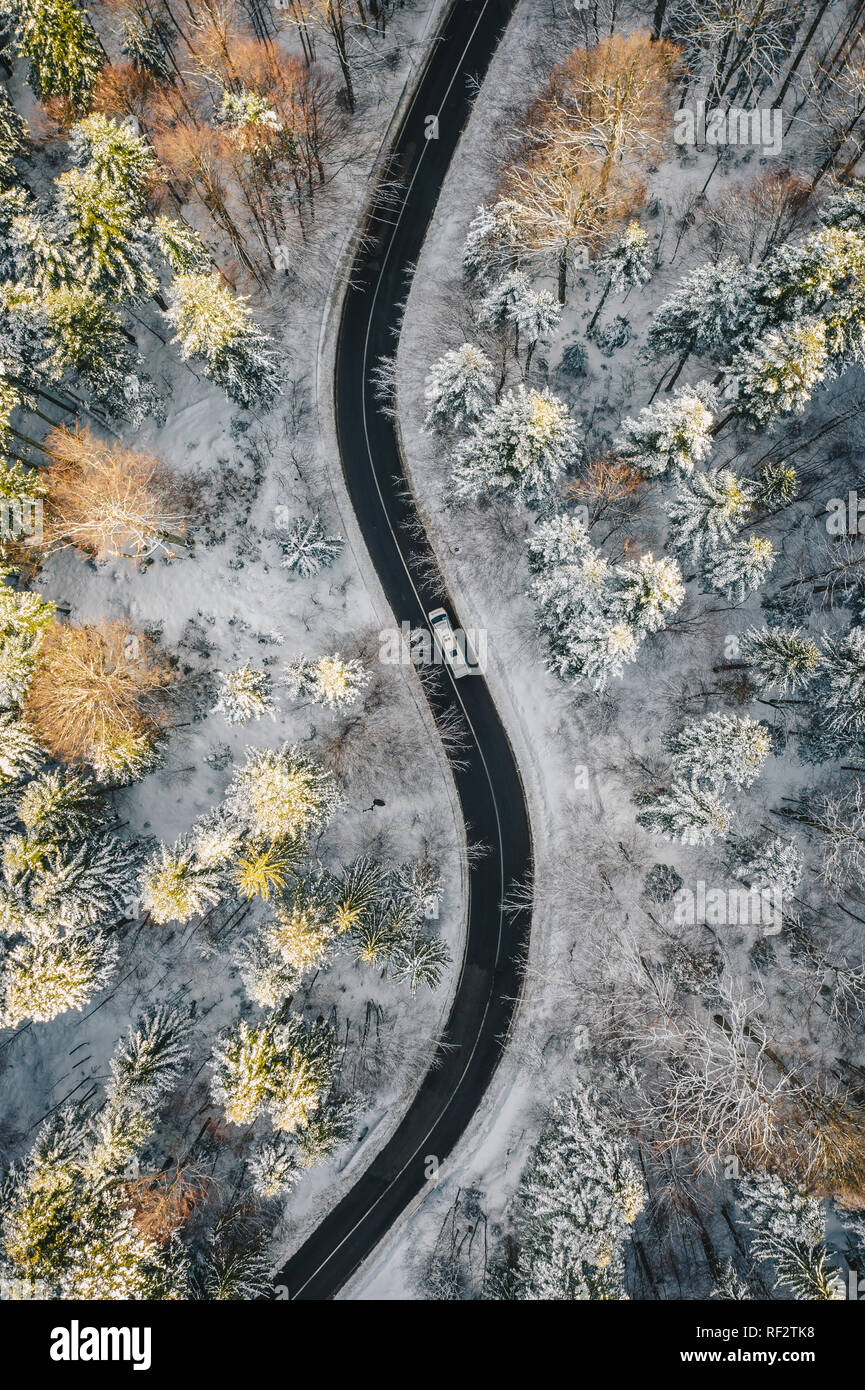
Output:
274,0,530,1300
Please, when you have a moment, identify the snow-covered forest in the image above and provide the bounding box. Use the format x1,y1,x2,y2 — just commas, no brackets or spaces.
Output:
0,0,466,1300
5,0,865,1313
352,0,865,1303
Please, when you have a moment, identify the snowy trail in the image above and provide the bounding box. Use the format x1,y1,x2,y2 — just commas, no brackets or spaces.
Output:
272,0,531,1300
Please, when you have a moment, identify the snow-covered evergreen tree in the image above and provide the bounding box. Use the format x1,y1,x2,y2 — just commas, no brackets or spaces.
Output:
277,513,343,577
451,386,580,511
283,652,369,710
636,779,733,845
0,712,43,786
249,1134,298,1200
613,552,685,634
511,1086,646,1300
56,166,158,304
0,88,25,190
390,930,451,995
731,835,803,900
478,271,561,364
423,343,495,434
666,468,754,559
0,925,119,1027
107,1001,192,1113
227,743,341,844
800,625,865,758
818,178,865,235
214,663,275,725
165,272,279,410
647,257,761,363
0,1013,191,1298
151,215,211,275
736,1175,844,1301
595,220,653,295
701,535,776,604
738,627,821,693
727,319,830,427
463,199,528,285
140,816,241,925
8,0,103,110
0,576,55,705
664,713,771,791
211,1013,336,1134
615,385,717,478
69,114,154,212
528,515,682,689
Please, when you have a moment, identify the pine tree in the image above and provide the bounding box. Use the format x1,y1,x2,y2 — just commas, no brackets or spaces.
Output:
666,468,755,559
0,576,56,706
613,552,685,633
249,1135,298,1200
512,1086,646,1300
738,627,821,693
701,535,776,604
214,663,275,724
13,282,160,427
595,220,653,295
17,768,104,843
211,1013,336,1134
753,459,799,511
451,385,580,511
462,200,529,286
107,1002,192,1113
236,930,298,1008
233,837,302,903
10,0,103,111
818,178,865,235
589,220,653,330
0,926,119,1027
6,205,74,295
165,272,279,410
736,1175,844,1301
423,344,495,434
278,513,343,577
636,778,733,845
647,257,761,363
0,1039,190,1297
528,513,636,688
283,652,369,710
712,1260,753,1299
293,1095,356,1167
803,625,865,756
390,931,450,994
227,743,341,844
69,114,154,212
727,318,831,428
120,12,172,79
192,1213,270,1301
615,385,717,478
55,166,159,304
0,87,25,189
269,890,337,974
731,835,803,899
478,271,561,363
140,836,229,925
0,711,43,785
151,215,211,275
665,712,771,791
329,855,384,933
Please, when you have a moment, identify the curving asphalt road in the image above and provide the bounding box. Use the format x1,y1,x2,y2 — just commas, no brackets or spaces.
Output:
274,0,530,1300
